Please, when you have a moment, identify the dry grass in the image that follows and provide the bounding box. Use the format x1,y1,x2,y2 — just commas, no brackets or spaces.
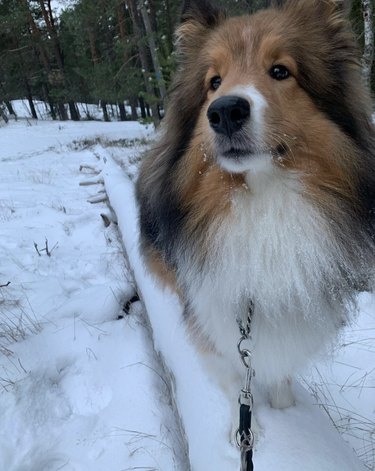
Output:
303,366,375,470
68,136,150,151
0,285,41,389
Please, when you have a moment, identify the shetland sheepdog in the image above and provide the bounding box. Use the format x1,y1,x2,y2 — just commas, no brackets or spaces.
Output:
136,0,375,412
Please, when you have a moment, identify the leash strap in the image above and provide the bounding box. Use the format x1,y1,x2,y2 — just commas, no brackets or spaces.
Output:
237,303,255,471
239,400,254,471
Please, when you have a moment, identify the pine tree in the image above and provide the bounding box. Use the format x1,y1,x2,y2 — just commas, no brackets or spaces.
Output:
0,0,372,121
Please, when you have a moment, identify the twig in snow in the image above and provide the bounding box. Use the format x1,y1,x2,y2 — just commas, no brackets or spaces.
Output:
123,360,171,394
88,194,108,204
34,238,58,257
121,467,157,470
34,242,41,256
79,163,101,173
0,282,10,288
17,358,27,374
0,375,15,391
79,175,104,186
45,238,51,256
101,213,111,227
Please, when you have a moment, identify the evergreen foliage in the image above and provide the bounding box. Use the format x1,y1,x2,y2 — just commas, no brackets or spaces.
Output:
0,0,372,121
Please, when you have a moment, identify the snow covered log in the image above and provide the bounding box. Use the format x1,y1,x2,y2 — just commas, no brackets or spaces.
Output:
102,156,238,470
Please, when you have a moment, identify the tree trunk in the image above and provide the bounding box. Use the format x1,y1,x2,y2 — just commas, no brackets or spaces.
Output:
129,96,139,120
117,3,127,48
40,0,65,71
25,80,38,119
42,0,77,118
140,5,167,102
47,100,57,120
362,0,374,88
126,0,160,126
25,2,51,74
0,105,9,123
24,0,72,124
164,0,174,54
147,0,158,34
41,83,57,120
5,101,15,116
118,2,143,123
139,96,146,119
88,30,100,65
118,102,127,121
12,36,39,120
68,101,80,121
101,101,110,122
57,103,68,120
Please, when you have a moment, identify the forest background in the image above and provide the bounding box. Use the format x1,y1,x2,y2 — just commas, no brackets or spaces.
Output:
0,0,374,126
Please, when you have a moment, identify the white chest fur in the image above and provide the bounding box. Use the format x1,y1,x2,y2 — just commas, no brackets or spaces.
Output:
183,159,351,386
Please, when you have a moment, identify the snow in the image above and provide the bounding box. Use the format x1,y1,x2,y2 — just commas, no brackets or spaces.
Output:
0,118,374,471
0,120,181,471
50,0,75,16
9,99,137,122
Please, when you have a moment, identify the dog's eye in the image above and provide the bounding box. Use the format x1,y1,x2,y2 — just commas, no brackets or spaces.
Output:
270,65,290,81
210,76,222,90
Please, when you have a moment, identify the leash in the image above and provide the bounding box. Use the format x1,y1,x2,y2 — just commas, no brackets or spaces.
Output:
236,302,255,471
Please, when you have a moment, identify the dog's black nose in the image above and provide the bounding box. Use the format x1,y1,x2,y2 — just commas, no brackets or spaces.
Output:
207,96,250,137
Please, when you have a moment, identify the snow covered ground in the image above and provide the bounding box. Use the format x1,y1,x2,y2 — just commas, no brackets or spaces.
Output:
0,118,374,470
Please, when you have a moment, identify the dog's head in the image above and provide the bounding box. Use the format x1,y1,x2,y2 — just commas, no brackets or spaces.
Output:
172,0,371,177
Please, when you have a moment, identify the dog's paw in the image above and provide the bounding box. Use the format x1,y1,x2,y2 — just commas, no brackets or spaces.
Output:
269,377,295,409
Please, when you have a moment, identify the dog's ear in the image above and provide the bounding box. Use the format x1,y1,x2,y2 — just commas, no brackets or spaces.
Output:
181,0,225,27
282,0,351,21
315,0,352,16
335,0,352,16
181,0,223,28
176,0,226,57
